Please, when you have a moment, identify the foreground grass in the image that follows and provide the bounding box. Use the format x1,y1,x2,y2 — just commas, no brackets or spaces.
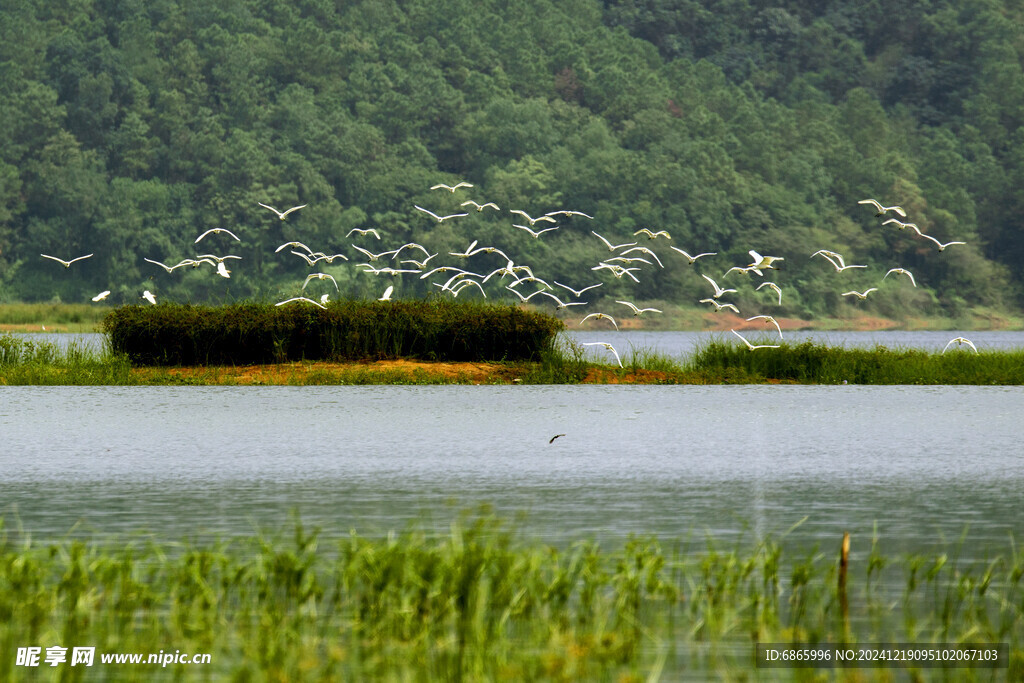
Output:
0,514,1021,680
2,333,1024,385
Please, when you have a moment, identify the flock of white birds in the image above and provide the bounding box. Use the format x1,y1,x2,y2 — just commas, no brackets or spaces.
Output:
38,185,978,362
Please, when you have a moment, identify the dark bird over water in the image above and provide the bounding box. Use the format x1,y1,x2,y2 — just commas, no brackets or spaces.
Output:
549,434,565,444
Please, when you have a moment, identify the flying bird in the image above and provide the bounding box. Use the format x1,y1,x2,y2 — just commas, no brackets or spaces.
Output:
591,231,637,252
194,228,240,244
616,300,662,316
633,228,670,240
746,250,784,275
731,329,780,351
216,261,231,278
549,434,566,444
379,285,394,301
702,274,737,299
430,182,473,192
536,291,587,310
302,272,339,291
554,281,603,298
881,218,922,235
942,337,978,354
142,290,157,305
461,200,500,212
841,288,878,300
746,315,783,340
143,258,179,273
414,205,469,222
91,290,110,302
275,296,327,310
884,268,917,287
508,209,556,226
669,247,716,264
545,209,593,219
581,341,623,368
700,298,739,314
859,199,906,217
276,241,313,254
919,234,966,252
41,253,93,268
513,223,560,238
756,281,783,305
579,312,618,330
619,246,663,267
811,250,867,272
258,202,307,220
347,228,381,240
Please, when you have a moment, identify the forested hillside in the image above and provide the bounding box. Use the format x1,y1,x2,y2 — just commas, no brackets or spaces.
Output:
2,0,1023,324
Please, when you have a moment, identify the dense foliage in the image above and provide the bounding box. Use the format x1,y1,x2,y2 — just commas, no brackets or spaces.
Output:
102,300,563,365
2,0,1023,322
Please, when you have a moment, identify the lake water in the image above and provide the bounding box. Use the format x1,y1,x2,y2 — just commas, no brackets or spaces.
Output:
3,380,1023,562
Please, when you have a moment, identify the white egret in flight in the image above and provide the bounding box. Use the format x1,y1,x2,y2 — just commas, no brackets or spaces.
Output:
258,202,307,220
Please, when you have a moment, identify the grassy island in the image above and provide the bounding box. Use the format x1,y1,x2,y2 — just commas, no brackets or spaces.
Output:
2,300,1024,385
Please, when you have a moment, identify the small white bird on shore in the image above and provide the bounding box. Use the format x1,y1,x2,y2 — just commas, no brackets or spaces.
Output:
41,253,93,268
259,202,307,220
942,337,978,354
731,329,780,351
859,199,906,217
582,342,623,368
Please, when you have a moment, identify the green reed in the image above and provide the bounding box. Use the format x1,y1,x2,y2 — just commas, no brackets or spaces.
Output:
0,333,132,385
1,513,1021,680
687,339,1024,384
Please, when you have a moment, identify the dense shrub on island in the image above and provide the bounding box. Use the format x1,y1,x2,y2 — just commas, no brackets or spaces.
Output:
102,300,563,366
